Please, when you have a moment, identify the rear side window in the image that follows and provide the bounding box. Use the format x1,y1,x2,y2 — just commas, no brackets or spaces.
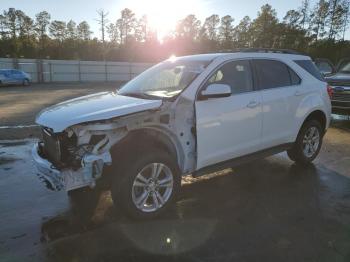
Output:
253,59,292,89
294,60,324,81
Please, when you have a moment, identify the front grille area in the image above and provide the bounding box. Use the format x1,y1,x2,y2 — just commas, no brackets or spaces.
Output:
42,128,61,165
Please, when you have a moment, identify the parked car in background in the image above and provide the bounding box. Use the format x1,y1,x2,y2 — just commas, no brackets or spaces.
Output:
314,58,336,76
315,58,350,115
32,50,331,219
0,69,31,86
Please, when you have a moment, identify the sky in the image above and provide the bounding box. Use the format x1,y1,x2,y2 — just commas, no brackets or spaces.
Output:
2,0,349,40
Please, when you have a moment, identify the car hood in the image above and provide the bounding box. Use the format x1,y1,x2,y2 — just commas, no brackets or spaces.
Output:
36,92,162,132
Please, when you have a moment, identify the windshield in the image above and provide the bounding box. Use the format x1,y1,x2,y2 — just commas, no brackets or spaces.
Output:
339,60,350,74
118,59,209,99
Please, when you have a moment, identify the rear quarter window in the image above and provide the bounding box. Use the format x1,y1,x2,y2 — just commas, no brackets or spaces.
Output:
288,67,301,85
294,60,324,81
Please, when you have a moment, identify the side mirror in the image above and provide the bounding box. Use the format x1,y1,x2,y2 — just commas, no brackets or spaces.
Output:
199,84,231,100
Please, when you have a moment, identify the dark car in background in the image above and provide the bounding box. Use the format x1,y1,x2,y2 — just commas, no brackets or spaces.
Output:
315,58,350,115
0,69,31,86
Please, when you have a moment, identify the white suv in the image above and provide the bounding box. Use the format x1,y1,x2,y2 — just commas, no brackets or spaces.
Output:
33,50,332,219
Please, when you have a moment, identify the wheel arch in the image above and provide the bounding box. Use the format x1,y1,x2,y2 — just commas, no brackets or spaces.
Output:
303,110,327,131
299,110,327,136
110,127,184,171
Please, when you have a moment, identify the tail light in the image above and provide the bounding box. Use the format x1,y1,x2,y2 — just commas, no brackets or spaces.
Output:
327,85,333,99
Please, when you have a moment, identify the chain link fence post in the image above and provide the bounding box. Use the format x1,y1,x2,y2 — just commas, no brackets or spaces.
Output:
13,58,19,69
36,59,43,83
49,62,52,83
78,60,81,82
129,62,132,81
105,61,108,82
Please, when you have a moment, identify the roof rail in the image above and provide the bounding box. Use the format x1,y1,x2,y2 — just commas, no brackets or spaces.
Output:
220,48,303,55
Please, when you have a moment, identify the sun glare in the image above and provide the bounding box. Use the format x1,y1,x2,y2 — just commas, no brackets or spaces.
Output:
168,55,177,62
123,0,206,41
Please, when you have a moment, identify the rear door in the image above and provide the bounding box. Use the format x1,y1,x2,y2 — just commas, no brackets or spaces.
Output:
252,59,302,148
195,59,263,169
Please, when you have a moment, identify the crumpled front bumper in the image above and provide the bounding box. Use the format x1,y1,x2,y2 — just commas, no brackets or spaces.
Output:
32,143,110,191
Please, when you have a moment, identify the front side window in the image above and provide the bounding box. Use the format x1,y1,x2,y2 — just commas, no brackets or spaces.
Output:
254,59,292,89
205,60,253,95
118,59,209,99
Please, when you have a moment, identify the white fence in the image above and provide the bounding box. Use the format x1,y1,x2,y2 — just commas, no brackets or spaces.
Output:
0,58,153,83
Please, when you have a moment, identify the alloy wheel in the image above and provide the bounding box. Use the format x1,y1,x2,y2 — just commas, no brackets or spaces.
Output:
302,126,320,158
131,163,173,213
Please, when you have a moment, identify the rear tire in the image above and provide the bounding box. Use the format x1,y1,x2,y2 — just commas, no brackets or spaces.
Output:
287,120,323,165
111,149,181,220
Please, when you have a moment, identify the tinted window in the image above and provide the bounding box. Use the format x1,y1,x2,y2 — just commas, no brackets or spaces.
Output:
288,67,301,85
316,61,334,74
206,60,253,95
12,70,22,75
338,60,350,73
294,60,324,81
254,59,292,89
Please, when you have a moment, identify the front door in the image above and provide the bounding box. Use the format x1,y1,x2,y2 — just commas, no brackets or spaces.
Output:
195,60,263,170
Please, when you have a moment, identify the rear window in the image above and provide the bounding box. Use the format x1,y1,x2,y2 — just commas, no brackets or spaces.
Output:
294,60,324,81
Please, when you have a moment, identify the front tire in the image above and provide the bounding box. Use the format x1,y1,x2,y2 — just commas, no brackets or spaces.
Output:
111,149,181,220
287,120,323,164
23,79,30,86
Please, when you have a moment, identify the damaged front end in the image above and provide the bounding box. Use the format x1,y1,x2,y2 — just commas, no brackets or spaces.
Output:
32,124,126,191
32,93,197,192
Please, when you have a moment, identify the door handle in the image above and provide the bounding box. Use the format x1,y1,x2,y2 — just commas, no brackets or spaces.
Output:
294,90,303,96
246,101,260,108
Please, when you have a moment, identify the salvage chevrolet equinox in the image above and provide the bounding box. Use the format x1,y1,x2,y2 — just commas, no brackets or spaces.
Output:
33,50,332,219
